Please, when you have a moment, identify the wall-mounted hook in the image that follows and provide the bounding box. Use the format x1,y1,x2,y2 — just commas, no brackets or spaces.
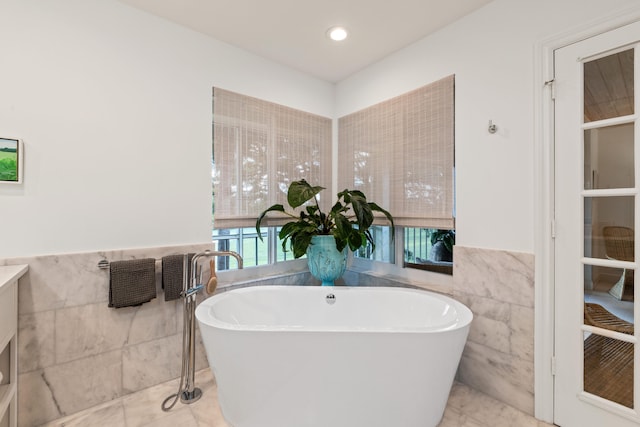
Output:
488,120,497,134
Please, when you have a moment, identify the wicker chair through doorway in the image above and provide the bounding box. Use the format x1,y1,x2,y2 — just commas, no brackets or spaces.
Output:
602,226,634,300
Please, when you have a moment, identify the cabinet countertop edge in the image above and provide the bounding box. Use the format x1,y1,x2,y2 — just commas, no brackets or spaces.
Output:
0,265,28,291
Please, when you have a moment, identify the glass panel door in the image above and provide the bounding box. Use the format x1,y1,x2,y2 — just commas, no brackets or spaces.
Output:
555,21,640,427
582,49,635,410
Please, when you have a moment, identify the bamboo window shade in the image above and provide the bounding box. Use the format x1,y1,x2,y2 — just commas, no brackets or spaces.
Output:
212,88,332,229
337,75,455,229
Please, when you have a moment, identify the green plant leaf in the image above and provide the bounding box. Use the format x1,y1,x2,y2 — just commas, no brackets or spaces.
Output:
347,229,364,252
255,204,285,240
337,189,349,203
278,221,298,240
333,214,351,237
368,202,395,240
292,232,314,258
330,200,346,215
287,179,324,208
254,179,395,257
350,192,374,228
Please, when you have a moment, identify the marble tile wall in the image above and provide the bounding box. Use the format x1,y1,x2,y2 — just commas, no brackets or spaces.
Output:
3,244,536,425
0,245,313,427
452,245,535,416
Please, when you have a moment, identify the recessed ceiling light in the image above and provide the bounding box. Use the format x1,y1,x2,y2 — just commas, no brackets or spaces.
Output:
327,26,348,41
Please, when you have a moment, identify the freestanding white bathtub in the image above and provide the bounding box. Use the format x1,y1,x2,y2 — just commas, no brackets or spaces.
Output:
195,285,472,427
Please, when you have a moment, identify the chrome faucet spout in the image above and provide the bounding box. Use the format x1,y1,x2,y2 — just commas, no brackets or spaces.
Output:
189,250,243,290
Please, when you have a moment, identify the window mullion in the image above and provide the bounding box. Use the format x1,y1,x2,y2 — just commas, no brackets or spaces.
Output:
268,227,278,264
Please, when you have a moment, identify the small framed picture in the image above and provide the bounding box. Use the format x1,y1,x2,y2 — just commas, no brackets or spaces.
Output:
0,137,23,184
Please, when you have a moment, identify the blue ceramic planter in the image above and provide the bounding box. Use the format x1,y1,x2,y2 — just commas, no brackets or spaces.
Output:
306,235,347,286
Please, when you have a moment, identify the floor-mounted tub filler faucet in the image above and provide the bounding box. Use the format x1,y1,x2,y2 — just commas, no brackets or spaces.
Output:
162,250,243,411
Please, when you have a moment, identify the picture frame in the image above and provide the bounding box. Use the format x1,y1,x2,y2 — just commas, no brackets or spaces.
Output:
0,137,23,184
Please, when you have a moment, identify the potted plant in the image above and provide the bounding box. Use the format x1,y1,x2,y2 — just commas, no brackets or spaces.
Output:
256,179,394,285
429,229,455,262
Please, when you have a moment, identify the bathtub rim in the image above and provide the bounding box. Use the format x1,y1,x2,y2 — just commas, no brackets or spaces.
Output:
195,285,473,334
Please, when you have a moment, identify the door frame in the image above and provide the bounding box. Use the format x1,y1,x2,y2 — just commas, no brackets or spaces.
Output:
535,6,640,423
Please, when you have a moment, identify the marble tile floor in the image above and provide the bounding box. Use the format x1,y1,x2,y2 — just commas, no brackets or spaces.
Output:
42,368,555,427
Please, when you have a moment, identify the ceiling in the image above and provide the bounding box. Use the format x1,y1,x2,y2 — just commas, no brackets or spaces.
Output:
116,0,493,83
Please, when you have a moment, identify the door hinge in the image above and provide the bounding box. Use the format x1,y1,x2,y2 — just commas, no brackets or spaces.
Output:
551,219,556,239
551,356,557,376
545,79,555,100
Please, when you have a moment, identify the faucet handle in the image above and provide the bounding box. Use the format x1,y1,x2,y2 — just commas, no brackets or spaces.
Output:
182,284,204,298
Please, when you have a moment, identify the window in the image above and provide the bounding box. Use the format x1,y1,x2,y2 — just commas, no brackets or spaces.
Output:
212,88,330,269
404,228,454,275
212,227,298,271
212,88,332,229
353,226,455,274
353,225,395,262
339,76,455,273
213,78,454,273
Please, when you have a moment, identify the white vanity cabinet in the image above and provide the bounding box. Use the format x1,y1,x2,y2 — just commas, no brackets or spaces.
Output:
0,265,27,427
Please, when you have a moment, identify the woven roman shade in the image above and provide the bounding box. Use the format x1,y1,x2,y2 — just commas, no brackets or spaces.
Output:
213,88,332,228
337,75,455,229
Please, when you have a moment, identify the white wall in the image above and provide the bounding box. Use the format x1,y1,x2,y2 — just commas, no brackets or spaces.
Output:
0,0,334,258
4,0,640,259
335,0,639,253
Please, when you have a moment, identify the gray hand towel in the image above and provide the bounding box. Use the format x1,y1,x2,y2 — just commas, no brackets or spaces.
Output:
108,258,157,308
162,254,193,301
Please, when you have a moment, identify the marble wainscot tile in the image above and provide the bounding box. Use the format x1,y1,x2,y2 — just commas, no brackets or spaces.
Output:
218,271,315,292
467,312,511,354
44,350,123,417
457,340,534,415
454,293,512,355
18,350,123,426
510,304,535,362
453,246,534,307
122,335,182,393
454,294,534,366
121,332,210,394
18,370,64,427
126,296,179,345
8,243,216,426
18,309,56,373
7,244,212,314
454,293,511,322
452,245,536,415
13,252,109,314
55,303,136,364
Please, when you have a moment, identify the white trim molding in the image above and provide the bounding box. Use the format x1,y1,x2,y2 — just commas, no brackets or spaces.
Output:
534,5,640,423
